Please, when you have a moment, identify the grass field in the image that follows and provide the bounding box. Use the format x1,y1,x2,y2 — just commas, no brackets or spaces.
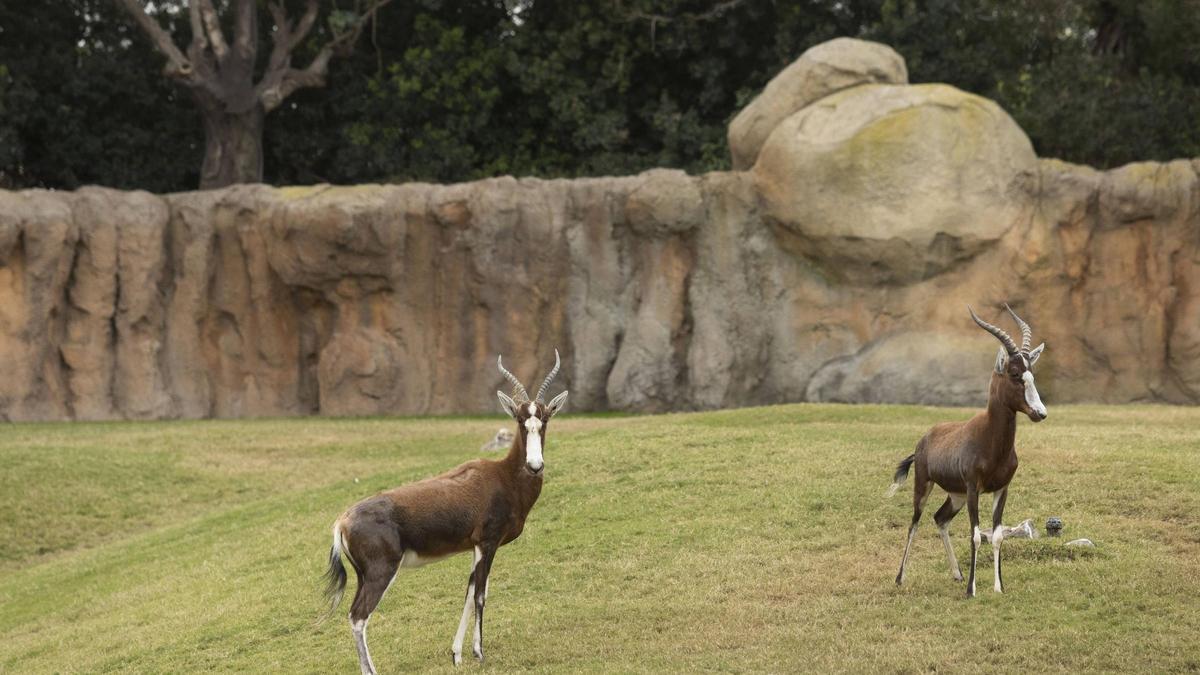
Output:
2,403,1199,673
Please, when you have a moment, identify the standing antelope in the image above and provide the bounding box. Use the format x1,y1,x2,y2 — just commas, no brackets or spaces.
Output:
889,305,1047,597
323,351,568,674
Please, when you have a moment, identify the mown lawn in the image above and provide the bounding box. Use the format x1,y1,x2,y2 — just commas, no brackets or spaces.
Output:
1,404,1199,673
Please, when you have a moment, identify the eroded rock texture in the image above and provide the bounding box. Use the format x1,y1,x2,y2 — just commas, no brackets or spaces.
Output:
1,38,1198,420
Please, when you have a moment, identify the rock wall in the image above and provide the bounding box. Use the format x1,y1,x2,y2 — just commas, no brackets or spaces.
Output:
2,39,1198,421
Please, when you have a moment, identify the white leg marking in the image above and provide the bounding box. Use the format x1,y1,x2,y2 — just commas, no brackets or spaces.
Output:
473,595,484,661
452,582,475,665
451,547,482,665
969,525,981,596
992,526,1005,593
940,524,962,581
472,544,486,661
352,618,376,675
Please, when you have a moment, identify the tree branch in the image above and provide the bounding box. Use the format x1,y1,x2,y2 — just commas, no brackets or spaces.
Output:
623,0,749,25
265,0,320,75
187,0,207,54
257,0,393,113
197,0,229,61
112,0,193,78
233,0,257,60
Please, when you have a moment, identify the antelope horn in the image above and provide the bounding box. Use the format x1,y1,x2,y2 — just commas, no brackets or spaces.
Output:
497,355,530,402
535,349,561,402
968,305,1019,356
1004,303,1032,353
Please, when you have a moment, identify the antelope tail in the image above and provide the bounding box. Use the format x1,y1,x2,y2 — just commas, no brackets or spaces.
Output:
886,454,916,497
318,522,350,624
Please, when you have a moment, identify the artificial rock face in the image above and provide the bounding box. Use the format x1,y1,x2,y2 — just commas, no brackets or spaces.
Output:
1,39,1198,421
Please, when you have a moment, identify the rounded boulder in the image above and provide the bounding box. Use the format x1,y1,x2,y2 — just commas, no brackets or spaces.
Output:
754,83,1037,284
728,37,908,170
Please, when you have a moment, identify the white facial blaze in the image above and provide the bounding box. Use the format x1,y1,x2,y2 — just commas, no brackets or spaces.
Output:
524,403,544,472
1022,371,1047,417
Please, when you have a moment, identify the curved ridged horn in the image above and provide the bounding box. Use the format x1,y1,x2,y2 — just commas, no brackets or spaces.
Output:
497,355,530,402
1004,303,1032,353
968,305,1019,356
535,349,561,402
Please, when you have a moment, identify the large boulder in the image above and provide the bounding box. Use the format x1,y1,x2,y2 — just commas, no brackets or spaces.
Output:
754,83,1038,285
728,38,907,170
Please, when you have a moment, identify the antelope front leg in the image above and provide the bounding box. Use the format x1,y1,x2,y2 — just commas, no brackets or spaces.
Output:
472,546,496,663
451,547,482,665
991,487,1009,593
965,487,981,598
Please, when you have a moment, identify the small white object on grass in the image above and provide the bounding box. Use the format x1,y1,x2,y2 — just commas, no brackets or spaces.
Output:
979,518,1037,543
1065,538,1095,547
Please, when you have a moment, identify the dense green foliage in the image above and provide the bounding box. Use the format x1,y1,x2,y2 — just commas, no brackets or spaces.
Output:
2,1,1199,192
2,405,1199,671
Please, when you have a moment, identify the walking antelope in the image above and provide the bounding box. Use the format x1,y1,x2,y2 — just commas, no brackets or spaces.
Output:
323,352,568,673
889,305,1047,597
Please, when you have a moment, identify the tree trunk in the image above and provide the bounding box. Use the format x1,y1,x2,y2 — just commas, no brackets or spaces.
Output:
198,102,264,189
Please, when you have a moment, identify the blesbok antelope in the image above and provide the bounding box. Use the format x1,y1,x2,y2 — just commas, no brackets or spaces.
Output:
889,305,1047,597
322,351,568,674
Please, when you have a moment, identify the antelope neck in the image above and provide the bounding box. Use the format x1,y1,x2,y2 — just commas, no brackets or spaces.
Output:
503,424,527,466
984,374,1018,461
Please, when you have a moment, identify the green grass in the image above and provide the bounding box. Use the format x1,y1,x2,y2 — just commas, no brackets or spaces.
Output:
2,404,1199,673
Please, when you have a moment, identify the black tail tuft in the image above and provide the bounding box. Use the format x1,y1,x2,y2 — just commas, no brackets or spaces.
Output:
318,541,348,624
893,454,915,484
886,454,916,497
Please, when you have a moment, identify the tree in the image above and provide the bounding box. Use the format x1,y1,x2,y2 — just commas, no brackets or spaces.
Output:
265,3,519,185
114,0,391,188
6,0,1199,191
0,1,202,191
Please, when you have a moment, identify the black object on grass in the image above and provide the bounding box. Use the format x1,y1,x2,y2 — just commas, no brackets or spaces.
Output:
1046,516,1064,536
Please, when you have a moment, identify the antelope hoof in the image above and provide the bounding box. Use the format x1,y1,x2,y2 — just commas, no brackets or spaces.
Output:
452,651,462,666
473,647,484,663
952,569,963,582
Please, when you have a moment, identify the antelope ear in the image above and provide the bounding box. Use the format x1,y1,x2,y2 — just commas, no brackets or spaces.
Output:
995,347,1008,373
546,390,568,418
1027,342,1045,366
497,391,520,419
